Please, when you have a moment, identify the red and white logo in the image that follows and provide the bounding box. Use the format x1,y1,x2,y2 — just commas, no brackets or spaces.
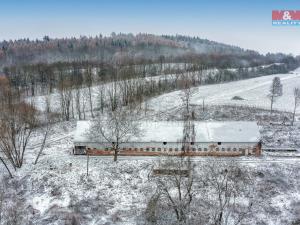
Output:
272,10,300,20
272,10,300,25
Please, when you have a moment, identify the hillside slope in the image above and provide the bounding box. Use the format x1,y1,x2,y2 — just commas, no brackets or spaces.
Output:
147,68,300,114
0,34,291,69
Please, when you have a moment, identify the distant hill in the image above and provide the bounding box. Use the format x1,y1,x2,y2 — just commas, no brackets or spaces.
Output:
0,33,298,69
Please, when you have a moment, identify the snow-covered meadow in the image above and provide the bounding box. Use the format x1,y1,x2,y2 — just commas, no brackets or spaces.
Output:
3,91,300,225
0,120,299,225
28,67,300,121
147,67,300,114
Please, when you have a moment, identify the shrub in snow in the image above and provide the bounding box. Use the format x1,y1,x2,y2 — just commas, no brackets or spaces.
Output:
231,96,245,100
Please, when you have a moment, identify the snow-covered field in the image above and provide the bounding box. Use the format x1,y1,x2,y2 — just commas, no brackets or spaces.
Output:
28,67,300,119
28,72,184,112
147,67,300,114
0,121,299,225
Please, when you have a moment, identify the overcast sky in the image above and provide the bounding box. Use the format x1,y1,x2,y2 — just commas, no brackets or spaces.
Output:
1,0,299,55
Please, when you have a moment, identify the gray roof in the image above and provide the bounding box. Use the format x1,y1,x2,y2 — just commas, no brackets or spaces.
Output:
74,120,260,143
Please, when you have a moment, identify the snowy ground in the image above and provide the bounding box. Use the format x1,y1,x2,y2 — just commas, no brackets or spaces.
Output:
0,113,299,225
147,67,300,114
29,66,300,115
28,70,212,113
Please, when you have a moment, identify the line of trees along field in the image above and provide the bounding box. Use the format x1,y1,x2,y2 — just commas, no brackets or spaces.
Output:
3,57,299,98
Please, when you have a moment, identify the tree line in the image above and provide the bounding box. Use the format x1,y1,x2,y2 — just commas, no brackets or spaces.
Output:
3,56,299,99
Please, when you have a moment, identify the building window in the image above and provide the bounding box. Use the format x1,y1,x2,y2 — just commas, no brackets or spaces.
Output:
105,147,109,151
140,148,143,151
191,142,194,145
233,148,237,151
218,142,222,145
134,148,138,151
198,148,202,151
175,148,178,151
216,148,219,151
181,147,185,151
222,148,225,151
152,147,155,151
204,148,208,151
192,148,196,151
158,148,161,151
146,148,149,151
169,148,173,151
227,148,231,151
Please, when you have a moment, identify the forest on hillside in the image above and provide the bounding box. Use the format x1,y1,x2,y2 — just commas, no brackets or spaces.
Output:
1,33,299,100
1,33,299,68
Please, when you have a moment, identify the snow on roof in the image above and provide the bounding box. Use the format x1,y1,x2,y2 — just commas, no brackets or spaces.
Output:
74,120,260,144
74,120,93,143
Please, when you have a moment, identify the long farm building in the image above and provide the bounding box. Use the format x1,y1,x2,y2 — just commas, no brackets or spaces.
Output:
73,121,261,156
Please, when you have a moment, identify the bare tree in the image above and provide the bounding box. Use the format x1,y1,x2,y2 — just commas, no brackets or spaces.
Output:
0,101,38,169
0,77,38,170
97,84,106,114
147,159,256,225
197,160,255,225
34,96,55,165
147,157,194,224
292,87,300,125
268,77,283,115
107,81,119,112
179,72,197,154
58,77,73,121
74,87,82,120
0,77,15,177
85,65,95,118
82,88,90,120
89,107,141,161
179,71,199,117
